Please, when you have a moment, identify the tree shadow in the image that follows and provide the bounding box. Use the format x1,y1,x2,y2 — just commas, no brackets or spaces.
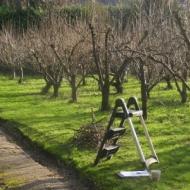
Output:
0,118,91,189
12,177,73,190
81,142,190,190
150,98,184,109
0,92,41,99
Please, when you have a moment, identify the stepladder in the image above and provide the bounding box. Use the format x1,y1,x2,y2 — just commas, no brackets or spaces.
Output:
94,97,160,178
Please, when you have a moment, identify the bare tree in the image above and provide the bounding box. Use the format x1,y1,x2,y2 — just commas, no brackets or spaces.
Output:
27,16,89,100
27,24,64,97
89,23,114,111
50,23,89,102
0,28,25,83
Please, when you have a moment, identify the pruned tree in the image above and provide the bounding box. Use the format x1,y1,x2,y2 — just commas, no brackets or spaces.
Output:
27,16,89,100
0,28,26,83
119,0,172,119
89,24,112,110
26,18,66,97
50,22,89,102
140,7,190,104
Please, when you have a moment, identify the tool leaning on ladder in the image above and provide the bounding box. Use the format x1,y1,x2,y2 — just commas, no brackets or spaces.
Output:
94,97,160,179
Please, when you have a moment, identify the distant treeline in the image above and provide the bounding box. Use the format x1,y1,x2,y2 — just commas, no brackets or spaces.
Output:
0,4,137,30
0,5,42,30
59,4,137,27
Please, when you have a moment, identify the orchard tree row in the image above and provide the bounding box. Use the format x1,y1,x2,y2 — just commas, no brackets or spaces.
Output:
0,0,190,120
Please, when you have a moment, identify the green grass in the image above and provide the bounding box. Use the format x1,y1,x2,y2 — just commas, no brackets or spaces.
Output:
0,75,190,190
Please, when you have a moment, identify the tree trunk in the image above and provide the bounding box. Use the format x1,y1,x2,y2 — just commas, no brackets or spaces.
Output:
181,70,188,103
18,66,24,84
41,81,52,94
101,83,110,111
112,62,128,93
165,76,173,90
52,83,60,98
147,88,150,99
82,76,86,86
12,67,16,79
140,62,148,120
98,80,101,91
82,65,86,86
71,75,77,102
123,70,128,83
181,83,187,103
113,78,123,94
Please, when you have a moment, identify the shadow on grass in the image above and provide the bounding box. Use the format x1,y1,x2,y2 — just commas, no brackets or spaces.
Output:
150,98,184,108
21,111,93,130
14,177,67,190
0,92,41,98
1,118,190,190
83,143,190,190
155,143,190,187
0,118,94,189
0,118,78,167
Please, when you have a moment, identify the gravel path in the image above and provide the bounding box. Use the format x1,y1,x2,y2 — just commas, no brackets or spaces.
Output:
0,128,88,190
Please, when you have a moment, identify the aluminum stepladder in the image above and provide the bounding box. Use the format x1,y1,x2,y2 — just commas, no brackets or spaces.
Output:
94,97,159,177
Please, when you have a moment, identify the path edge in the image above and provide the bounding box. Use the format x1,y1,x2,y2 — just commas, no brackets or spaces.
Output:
0,117,96,190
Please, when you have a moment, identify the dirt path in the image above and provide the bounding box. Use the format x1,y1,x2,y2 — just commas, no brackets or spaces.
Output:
0,128,88,190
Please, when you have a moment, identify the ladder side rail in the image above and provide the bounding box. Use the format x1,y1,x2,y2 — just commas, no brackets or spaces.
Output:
139,116,159,162
94,106,117,165
119,118,125,128
112,118,126,145
122,100,146,164
107,98,128,146
127,97,159,167
127,118,146,163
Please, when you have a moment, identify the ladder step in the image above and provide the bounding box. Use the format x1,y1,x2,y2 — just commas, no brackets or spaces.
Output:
100,145,120,159
114,111,126,119
118,170,150,178
114,110,143,118
145,157,158,168
106,128,126,140
129,110,143,117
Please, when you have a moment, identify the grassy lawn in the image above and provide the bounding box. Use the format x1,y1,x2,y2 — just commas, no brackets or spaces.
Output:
0,75,190,190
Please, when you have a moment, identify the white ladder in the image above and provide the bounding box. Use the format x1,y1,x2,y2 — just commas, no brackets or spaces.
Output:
94,97,159,173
